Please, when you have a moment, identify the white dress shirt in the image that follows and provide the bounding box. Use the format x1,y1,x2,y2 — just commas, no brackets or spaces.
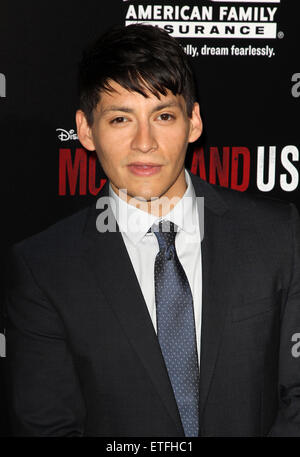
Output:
109,168,202,368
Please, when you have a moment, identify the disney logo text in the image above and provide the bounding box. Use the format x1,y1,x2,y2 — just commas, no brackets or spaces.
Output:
56,128,78,142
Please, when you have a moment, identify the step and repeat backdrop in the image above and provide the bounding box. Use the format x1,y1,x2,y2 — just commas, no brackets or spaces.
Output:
0,0,299,435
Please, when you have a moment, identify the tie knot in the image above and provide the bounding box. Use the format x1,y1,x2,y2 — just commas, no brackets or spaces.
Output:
149,220,178,254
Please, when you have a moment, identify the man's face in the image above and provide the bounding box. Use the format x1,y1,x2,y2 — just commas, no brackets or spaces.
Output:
76,80,202,209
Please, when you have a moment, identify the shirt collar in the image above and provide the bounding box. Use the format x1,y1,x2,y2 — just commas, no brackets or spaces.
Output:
108,168,199,245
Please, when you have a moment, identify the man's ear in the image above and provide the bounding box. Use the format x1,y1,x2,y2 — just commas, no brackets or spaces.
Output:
188,102,203,143
76,110,96,151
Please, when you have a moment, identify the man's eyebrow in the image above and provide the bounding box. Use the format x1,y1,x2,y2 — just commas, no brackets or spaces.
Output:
101,101,180,115
151,102,180,113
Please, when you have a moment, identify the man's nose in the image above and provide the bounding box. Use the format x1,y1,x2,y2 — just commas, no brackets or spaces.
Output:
131,122,158,153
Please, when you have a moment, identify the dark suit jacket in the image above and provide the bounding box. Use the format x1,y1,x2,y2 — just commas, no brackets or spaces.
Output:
4,171,300,436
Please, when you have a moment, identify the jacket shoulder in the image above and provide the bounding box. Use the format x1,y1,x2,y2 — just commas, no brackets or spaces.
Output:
193,174,296,223
11,203,93,259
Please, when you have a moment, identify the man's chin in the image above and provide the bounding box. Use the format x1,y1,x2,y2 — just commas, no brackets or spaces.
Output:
117,186,159,202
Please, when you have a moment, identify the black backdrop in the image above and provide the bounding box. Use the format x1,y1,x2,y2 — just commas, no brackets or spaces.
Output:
0,0,299,436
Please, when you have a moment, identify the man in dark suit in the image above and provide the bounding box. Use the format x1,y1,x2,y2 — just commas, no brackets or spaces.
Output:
4,24,300,437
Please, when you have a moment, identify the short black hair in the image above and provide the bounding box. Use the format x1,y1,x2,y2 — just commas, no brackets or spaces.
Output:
78,24,197,126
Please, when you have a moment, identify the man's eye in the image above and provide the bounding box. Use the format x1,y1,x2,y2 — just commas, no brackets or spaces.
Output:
111,117,127,124
157,113,174,121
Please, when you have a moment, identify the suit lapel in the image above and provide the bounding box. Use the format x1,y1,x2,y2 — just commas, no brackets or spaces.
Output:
188,171,238,424
81,179,184,435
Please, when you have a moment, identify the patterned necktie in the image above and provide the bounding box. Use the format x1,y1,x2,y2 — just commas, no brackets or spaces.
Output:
150,220,200,437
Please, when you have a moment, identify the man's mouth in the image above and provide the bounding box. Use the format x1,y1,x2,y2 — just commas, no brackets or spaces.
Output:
127,163,162,176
